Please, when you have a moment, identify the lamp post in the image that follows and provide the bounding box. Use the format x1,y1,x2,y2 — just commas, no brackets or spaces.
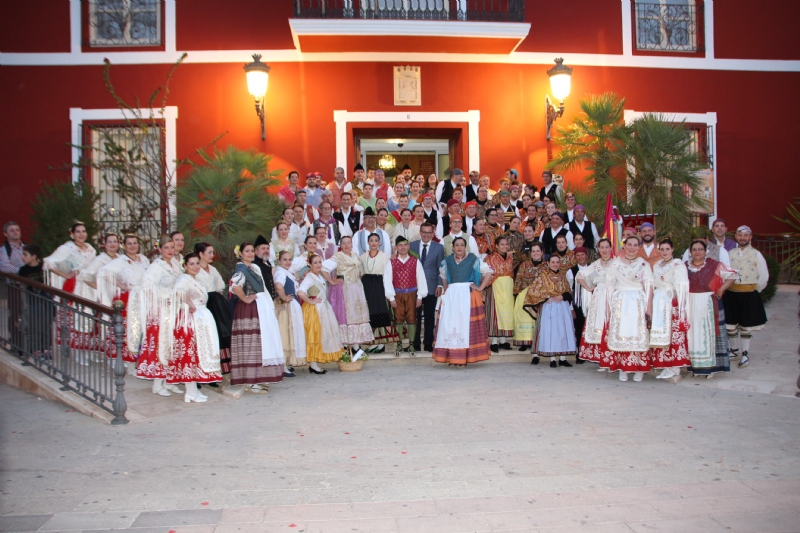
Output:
244,54,270,140
545,57,573,141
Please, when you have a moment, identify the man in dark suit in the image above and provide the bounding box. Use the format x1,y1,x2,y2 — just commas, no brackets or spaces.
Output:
410,222,444,352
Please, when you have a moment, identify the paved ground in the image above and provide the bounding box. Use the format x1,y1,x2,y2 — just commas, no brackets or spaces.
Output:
1,287,798,532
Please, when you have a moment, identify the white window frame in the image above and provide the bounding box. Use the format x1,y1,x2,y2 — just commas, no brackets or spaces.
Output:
634,0,698,53
70,107,178,226
88,0,163,48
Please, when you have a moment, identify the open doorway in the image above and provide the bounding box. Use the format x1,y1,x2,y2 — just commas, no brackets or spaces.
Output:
360,138,449,182
353,128,463,183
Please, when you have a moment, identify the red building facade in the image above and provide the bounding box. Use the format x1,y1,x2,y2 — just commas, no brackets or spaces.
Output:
2,0,799,234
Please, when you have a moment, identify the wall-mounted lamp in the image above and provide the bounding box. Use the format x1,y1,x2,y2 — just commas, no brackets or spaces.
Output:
244,53,270,140
545,57,573,141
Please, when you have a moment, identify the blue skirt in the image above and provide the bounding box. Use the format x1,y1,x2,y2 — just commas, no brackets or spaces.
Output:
536,300,576,357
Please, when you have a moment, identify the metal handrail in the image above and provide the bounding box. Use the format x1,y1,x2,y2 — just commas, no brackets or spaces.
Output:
0,272,128,424
752,233,800,284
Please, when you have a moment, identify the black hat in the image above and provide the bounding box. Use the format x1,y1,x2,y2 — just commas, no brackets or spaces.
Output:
395,236,409,246
254,234,269,247
354,162,364,171
401,164,412,171
363,206,376,216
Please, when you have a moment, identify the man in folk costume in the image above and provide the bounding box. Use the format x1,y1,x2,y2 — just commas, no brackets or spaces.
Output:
399,164,413,185
636,222,660,269
385,236,428,357
310,201,345,246
541,211,574,255
304,172,324,209
294,189,318,224
539,170,563,203
353,207,392,256
333,191,361,236
711,218,737,252
436,199,463,240
566,246,590,364
495,190,520,228
326,166,352,210
373,169,393,202
567,204,599,251
351,162,366,193
253,235,277,299
722,225,769,368
681,226,731,267
442,215,479,257
465,170,481,202
564,193,577,223
463,200,478,235
435,168,465,207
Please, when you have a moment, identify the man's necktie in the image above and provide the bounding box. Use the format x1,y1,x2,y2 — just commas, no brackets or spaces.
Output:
421,244,428,265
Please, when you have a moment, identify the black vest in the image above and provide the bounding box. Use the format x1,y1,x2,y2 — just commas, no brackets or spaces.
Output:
424,209,438,226
440,214,452,237
541,226,569,255
439,179,455,204
569,264,583,309
568,220,596,249
465,184,479,202
334,210,361,235
540,184,560,202
252,256,277,299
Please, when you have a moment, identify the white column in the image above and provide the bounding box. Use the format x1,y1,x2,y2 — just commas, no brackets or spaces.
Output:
621,0,633,56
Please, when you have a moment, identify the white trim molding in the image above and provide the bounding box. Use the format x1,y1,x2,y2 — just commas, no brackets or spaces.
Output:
624,109,718,224
69,106,179,223
333,110,480,173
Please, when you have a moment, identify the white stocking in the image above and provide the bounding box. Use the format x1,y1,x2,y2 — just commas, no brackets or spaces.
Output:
152,378,164,393
310,362,323,371
741,336,751,353
185,382,198,398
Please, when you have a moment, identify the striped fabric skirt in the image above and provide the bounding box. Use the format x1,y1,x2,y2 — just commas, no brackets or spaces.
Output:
485,276,514,337
230,300,284,385
433,289,490,365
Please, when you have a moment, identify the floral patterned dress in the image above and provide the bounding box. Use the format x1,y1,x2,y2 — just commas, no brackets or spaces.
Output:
648,258,691,369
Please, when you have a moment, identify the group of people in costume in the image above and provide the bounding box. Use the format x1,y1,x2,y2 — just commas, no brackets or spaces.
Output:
20,166,768,402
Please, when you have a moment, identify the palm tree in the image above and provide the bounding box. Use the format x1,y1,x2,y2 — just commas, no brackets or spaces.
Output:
177,146,284,277
621,114,708,247
548,93,628,226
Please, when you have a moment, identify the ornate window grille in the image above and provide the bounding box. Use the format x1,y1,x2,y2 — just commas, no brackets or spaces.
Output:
87,125,165,248
634,0,699,52
88,0,161,47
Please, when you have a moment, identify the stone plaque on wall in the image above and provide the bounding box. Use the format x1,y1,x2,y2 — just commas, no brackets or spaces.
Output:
394,66,421,106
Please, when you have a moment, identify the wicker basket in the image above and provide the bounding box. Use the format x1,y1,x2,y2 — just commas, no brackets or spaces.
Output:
337,360,363,372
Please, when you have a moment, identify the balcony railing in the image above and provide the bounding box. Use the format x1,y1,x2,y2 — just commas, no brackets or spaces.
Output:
294,0,525,22
634,1,700,52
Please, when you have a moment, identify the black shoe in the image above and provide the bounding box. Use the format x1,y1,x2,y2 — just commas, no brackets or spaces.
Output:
575,358,585,364
500,342,512,350
413,344,422,352
288,366,295,372
531,356,540,365
375,346,385,354
424,345,433,352
283,371,295,377
518,346,527,352
490,344,500,353
309,367,327,375
208,382,220,388
550,360,557,368
559,360,573,368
